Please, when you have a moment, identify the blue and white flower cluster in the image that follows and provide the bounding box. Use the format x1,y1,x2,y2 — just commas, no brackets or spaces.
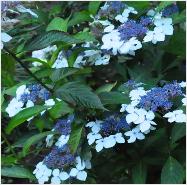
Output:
33,115,92,184
96,2,175,56
86,81,186,152
30,3,178,69
5,84,57,119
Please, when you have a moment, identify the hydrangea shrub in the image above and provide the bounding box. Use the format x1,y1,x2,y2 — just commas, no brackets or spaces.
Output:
1,1,186,184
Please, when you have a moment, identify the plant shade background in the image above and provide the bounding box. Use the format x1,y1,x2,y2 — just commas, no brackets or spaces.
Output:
1,1,186,184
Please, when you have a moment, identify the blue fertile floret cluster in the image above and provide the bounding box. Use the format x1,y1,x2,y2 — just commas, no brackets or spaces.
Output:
101,114,130,136
54,115,74,135
20,84,50,103
44,145,75,169
139,82,182,112
118,20,148,41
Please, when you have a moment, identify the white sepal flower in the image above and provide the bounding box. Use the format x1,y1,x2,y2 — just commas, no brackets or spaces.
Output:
95,133,125,151
5,98,24,117
51,169,61,184
129,87,146,101
164,110,186,123
118,37,142,55
101,30,123,55
69,157,87,181
143,27,165,44
124,127,145,143
87,132,102,145
33,162,52,184
154,18,173,35
115,7,137,23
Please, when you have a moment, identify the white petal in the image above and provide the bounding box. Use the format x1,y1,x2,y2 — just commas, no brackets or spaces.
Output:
126,113,139,123
76,160,86,171
86,121,95,127
59,172,69,180
38,176,49,184
126,105,135,113
76,171,87,181
163,112,173,118
26,100,34,108
51,176,61,184
104,25,115,32
175,114,186,123
120,104,127,112
143,32,153,43
45,99,55,106
103,136,116,148
136,132,145,140
168,117,176,123
1,32,12,42
173,110,183,114
91,124,100,134
16,85,27,98
69,168,78,177
95,140,104,152
163,25,173,35
140,121,151,132
115,133,125,143
53,169,60,176
134,114,145,124
146,111,155,120
127,135,136,143
43,168,52,176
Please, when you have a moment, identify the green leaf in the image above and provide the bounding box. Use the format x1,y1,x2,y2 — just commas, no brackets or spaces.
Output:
132,161,147,183
156,2,174,12
164,30,186,57
68,123,83,153
126,2,149,12
1,166,35,180
2,54,16,87
25,31,81,51
96,82,117,94
46,17,68,32
55,82,105,110
34,68,53,79
172,10,186,24
88,1,101,15
49,100,74,119
74,31,96,42
50,68,78,82
161,156,185,183
1,155,17,165
171,124,186,144
68,10,92,27
22,131,54,156
5,105,47,134
99,92,130,105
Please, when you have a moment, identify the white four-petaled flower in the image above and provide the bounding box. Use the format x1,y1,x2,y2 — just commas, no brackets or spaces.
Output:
124,127,145,143
163,110,186,123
